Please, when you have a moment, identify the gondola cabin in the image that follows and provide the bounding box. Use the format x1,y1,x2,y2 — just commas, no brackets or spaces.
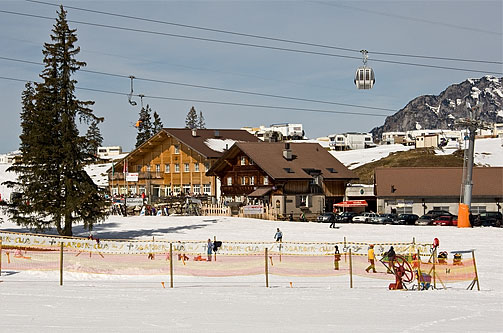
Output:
354,66,375,90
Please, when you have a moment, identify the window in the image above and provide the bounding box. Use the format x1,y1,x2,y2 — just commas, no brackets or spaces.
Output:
263,176,269,185
146,165,151,172
471,206,486,214
155,164,160,173
194,163,199,172
120,186,127,195
139,187,146,195
136,165,142,172
241,176,246,185
165,164,170,173
205,163,210,172
227,177,232,186
130,187,137,195
173,185,181,195
184,163,190,172
250,176,255,185
297,195,309,208
174,144,180,154
193,184,201,195
175,164,180,173
203,184,211,195
164,186,172,196
183,184,191,194
396,207,413,214
153,186,161,197
433,206,449,212
111,187,118,195
241,156,246,165
249,159,254,165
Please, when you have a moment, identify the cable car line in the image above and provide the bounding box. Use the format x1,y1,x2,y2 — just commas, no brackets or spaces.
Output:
0,55,397,112
0,75,391,117
26,0,503,65
1,9,501,75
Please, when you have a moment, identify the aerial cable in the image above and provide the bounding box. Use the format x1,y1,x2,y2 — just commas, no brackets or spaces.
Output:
25,0,503,65
0,75,391,117
0,55,398,112
0,9,501,75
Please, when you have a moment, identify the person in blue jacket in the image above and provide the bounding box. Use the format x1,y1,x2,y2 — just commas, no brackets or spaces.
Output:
274,228,283,242
207,238,213,261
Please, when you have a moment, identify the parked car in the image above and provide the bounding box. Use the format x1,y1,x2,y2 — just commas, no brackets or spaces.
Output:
433,215,458,226
353,212,377,223
474,212,502,227
372,213,397,224
316,212,336,223
416,210,453,226
393,214,419,225
336,212,358,223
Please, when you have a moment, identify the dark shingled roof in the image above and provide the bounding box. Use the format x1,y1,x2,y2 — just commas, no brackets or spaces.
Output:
164,128,260,158
375,167,503,197
209,142,357,180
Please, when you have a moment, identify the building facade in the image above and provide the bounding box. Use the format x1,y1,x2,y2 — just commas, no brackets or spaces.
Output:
107,128,259,201
207,142,357,217
375,167,503,216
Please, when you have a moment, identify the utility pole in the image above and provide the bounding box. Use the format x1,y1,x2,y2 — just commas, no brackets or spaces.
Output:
456,94,489,227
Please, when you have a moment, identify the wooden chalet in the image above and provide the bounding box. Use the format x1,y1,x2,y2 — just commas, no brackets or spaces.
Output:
108,128,259,201
207,142,358,217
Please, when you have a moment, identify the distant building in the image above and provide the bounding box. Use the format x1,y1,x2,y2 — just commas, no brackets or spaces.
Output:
242,123,304,141
375,167,503,216
97,146,123,159
493,123,503,137
328,132,376,151
0,151,21,164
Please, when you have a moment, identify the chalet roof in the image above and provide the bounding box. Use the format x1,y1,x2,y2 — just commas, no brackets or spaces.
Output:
375,167,503,197
208,142,357,181
109,128,259,172
163,128,259,158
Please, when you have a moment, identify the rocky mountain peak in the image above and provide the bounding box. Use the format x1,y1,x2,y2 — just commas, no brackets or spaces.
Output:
371,76,503,139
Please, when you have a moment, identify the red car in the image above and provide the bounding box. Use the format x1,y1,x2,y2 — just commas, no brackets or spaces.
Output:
433,215,458,226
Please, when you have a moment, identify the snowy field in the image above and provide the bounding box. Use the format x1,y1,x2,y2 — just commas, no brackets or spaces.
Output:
1,215,502,332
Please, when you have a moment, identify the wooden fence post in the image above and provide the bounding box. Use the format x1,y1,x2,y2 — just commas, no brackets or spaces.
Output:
416,249,422,291
59,242,64,286
170,243,174,288
472,250,480,291
349,249,353,288
265,248,269,288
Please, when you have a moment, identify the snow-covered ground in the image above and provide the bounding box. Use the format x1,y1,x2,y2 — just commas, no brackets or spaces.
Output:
1,215,502,332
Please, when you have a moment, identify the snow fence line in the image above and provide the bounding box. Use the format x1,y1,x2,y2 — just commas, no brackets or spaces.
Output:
0,231,479,290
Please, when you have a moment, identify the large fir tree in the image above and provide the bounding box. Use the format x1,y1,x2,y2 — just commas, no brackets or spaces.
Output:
135,104,153,147
6,6,108,236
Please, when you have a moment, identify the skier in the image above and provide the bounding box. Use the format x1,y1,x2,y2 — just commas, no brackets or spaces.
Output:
274,228,283,242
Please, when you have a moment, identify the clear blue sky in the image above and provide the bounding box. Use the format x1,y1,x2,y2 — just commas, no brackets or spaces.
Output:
1,0,502,153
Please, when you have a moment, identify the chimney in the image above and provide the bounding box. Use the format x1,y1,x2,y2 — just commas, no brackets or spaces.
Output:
191,128,197,137
283,142,292,160
214,130,220,138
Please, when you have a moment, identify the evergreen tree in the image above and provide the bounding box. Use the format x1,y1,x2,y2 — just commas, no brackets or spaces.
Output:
84,120,103,161
152,111,163,133
135,104,153,147
197,111,206,129
185,106,198,129
5,6,108,236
